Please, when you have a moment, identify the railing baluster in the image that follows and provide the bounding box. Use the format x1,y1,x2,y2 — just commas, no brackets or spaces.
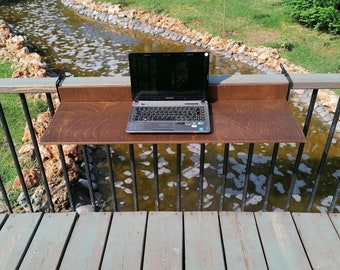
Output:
330,180,340,213
263,143,280,211
105,145,118,212
81,145,96,208
285,89,319,211
309,96,340,212
19,94,55,212
219,144,230,211
198,143,206,211
0,175,12,213
152,144,160,211
318,98,340,213
241,143,254,211
45,93,75,211
0,101,33,212
129,144,139,211
176,144,182,211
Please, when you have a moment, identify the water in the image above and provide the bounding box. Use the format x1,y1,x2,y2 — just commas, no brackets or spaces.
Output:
0,0,256,77
1,0,340,212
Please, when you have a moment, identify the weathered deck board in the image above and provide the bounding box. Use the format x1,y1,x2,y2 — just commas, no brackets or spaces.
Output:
143,211,183,269
1,211,340,269
0,212,42,269
0,213,7,229
293,213,340,270
101,212,147,270
220,211,267,270
328,213,340,236
59,212,111,270
19,212,77,269
255,212,311,270
184,211,225,269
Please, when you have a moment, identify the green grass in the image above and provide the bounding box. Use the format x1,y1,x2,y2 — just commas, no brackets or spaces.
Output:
98,0,340,74
0,62,48,188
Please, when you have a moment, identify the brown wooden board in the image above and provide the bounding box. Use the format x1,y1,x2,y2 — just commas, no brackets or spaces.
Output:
255,212,311,269
220,212,267,269
0,213,43,269
101,212,147,270
143,212,183,269
184,212,225,269
293,213,340,269
19,212,77,269
41,99,305,145
59,212,112,270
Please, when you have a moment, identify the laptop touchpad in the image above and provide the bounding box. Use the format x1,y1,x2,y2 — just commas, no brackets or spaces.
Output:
152,123,175,130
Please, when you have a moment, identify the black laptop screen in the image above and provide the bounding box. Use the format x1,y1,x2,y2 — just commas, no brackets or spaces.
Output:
129,52,209,101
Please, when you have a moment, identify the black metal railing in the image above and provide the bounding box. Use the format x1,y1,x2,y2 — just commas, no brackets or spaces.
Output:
0,74,340,213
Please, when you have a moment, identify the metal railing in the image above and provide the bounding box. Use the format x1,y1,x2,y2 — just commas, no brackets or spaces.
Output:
0,74,340,213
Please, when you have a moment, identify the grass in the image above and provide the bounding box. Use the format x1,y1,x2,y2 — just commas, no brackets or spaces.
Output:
98,0,340,74
0,62,48,188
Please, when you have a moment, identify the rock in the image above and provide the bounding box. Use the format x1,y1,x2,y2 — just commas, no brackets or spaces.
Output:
79,178,98,191
13,168,41,190
76,203,95,214
0,20,47,78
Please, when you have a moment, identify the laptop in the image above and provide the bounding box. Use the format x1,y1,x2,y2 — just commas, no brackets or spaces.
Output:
126,52,211,133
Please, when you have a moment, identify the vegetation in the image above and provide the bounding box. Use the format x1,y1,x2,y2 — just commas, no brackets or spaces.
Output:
285,0,340,35
98,0,340,74
0,62,47,188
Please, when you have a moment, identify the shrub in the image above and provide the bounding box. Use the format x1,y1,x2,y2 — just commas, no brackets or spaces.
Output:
285,0,340,35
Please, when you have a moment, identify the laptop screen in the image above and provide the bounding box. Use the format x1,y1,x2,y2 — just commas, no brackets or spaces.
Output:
129,52,209,101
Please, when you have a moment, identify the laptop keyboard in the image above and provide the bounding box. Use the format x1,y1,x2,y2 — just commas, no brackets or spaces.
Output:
133,106,206,121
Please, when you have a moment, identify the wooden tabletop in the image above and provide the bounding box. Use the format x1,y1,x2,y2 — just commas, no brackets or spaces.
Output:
40,82,306,145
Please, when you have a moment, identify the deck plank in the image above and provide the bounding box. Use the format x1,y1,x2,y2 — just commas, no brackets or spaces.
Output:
59,212,112,270
220,212,267,270
0,213,42,269
184,211,225,270
143,212,183,270
328,213,340,237
293,212,340,269
19,212,77,269
101,212,147,270
0,213,7,229
255,212,311,270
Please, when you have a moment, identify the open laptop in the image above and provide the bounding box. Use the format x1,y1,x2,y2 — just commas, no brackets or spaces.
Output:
126,52,211,133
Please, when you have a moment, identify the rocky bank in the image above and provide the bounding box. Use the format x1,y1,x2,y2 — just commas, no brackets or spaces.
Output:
1,19,83,212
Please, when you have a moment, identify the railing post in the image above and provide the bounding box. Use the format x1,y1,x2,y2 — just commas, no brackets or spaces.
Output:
198,143,205,211
219,144,230,211
19,93,55,213
129,144,139,211
0,175,12,213
285,89,318,211
81,145,96,208
241,143,254,211
105,145,118,212
0,101,33,212
46,93,75,211
152,144,160,211
262,143,280,211
176,144,182,211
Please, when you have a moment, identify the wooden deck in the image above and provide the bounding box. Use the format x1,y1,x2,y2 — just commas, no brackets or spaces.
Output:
1,211,340,269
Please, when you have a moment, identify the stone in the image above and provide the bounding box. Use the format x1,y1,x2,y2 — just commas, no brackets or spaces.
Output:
76,203,95,214
13,168,41,190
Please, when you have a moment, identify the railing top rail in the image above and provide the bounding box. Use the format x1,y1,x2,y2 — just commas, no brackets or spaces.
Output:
0,74,339,94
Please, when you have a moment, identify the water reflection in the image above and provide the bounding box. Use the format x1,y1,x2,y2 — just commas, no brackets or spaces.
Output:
0,0,256,76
